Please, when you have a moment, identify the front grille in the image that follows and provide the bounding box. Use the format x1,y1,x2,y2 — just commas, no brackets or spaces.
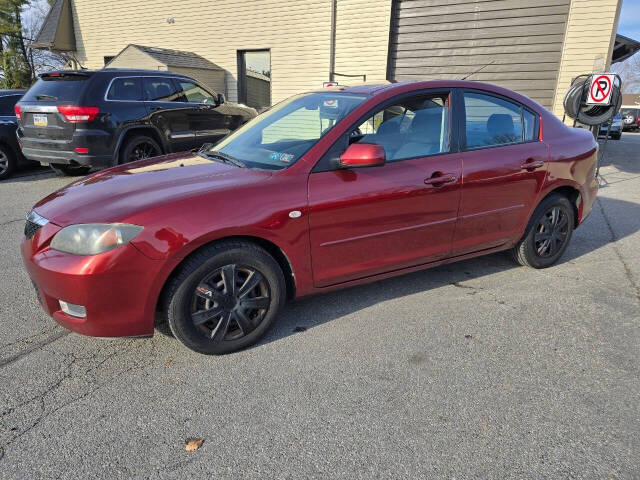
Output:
24,220,42,239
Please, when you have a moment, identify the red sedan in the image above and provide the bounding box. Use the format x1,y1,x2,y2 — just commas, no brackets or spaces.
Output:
22,81,599,354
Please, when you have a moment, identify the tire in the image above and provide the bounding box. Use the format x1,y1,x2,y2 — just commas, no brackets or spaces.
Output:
0,144,16,180
119,135,161,164
511,194,575,269
164,241,286,355
50,163,92,176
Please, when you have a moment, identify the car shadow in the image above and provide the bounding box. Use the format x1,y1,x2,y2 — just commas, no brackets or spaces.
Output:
3,166,55,183
598,133,640,174
256,195,639,349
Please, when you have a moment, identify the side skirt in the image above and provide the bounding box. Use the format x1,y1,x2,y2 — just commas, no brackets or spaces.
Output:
300,242,512,298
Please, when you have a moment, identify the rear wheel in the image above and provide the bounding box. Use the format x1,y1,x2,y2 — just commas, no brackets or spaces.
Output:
511,194,574,269
119,135,161,164
0,144,16,180
164,241,286,355
50,163,91,176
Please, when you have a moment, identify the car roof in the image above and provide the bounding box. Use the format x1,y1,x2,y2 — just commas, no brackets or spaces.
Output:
309,80,544,112
312,80,526,95
40,69,193,79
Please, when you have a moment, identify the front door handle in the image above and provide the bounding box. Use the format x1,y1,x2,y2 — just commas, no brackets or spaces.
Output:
520,159,545,170
424,173,457,186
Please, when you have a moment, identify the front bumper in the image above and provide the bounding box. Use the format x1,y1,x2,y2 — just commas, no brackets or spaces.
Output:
21,221,166,337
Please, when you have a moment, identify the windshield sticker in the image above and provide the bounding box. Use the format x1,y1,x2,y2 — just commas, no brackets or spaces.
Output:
270,152,295,163
323,99,338,108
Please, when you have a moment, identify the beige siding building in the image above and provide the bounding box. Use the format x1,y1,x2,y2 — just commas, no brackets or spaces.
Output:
34,0,634,118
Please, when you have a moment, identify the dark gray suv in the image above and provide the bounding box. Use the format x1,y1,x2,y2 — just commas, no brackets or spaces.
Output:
16,69,257,176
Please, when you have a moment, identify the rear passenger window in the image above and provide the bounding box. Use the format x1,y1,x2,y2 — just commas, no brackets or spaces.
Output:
523,109,537,141
143,78,183,102
106,78,142,101
464,92,530,149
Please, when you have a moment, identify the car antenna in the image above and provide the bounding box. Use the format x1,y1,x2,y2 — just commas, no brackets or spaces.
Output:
459,60,495,81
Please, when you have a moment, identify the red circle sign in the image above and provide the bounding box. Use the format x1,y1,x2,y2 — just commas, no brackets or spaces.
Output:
589,75,612,103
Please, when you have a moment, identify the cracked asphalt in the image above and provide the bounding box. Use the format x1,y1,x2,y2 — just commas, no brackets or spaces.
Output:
1,134,639,479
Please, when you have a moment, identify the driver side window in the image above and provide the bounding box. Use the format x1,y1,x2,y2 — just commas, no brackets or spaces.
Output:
177,80,216,104
351,93,450,162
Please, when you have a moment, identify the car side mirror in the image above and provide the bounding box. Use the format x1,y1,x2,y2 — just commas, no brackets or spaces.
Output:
217,93,225,105
339,143,385,168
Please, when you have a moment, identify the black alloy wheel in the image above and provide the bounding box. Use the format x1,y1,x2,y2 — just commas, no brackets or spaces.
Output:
129,141,159,162
120,135,161,164
0,145,16,180
191,264,271,342
164,241,286,355
511,194,574,269
533,206,570,258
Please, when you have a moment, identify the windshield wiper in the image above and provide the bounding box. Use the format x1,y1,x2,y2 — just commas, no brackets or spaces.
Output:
197,149,246,168
36,94,58,101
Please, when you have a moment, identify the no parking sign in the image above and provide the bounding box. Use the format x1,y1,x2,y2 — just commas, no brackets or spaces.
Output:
586,74,615,105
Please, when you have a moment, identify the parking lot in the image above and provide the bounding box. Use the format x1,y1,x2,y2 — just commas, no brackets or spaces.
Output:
1,134,639,478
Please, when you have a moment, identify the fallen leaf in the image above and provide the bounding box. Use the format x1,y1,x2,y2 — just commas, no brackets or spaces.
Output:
185,438,204,451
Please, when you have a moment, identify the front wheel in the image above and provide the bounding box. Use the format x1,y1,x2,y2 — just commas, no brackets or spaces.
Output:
50,163,92,176
164,241,286,355
511,194,574,269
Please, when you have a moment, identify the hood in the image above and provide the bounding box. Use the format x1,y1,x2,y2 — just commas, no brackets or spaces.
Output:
33,152,272,226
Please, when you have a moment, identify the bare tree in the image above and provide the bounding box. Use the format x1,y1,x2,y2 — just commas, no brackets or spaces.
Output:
0,0,65,88
611,52,640,93
22,0,65,75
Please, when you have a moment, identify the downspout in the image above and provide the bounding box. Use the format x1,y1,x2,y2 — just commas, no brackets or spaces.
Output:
329,0,337,82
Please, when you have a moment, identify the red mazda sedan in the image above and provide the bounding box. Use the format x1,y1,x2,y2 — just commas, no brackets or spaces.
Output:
22,81,599,354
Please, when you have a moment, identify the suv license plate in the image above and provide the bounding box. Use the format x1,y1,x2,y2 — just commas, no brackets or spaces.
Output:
33,114,48,127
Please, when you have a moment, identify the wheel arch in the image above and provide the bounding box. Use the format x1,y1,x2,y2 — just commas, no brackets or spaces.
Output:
155,234,297,316
0,138,18,158
113,126,165,165
540,185,581,228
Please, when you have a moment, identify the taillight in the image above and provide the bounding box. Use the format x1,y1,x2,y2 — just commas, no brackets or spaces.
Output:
57,105,99,122
14,105,21,120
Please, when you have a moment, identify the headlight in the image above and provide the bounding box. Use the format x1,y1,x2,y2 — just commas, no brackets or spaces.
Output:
50,223,143,255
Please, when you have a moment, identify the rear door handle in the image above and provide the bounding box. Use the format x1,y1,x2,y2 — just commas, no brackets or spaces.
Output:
520,159,545,170
424,174,457,186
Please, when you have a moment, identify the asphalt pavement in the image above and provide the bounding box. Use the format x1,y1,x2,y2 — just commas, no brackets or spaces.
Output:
0,134,638,479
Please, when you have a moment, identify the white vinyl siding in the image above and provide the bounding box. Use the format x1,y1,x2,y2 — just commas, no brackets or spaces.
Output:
551,0,622,118
71,0,390,104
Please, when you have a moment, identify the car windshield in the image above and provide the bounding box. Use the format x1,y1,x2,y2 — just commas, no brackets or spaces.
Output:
209,92,368,170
